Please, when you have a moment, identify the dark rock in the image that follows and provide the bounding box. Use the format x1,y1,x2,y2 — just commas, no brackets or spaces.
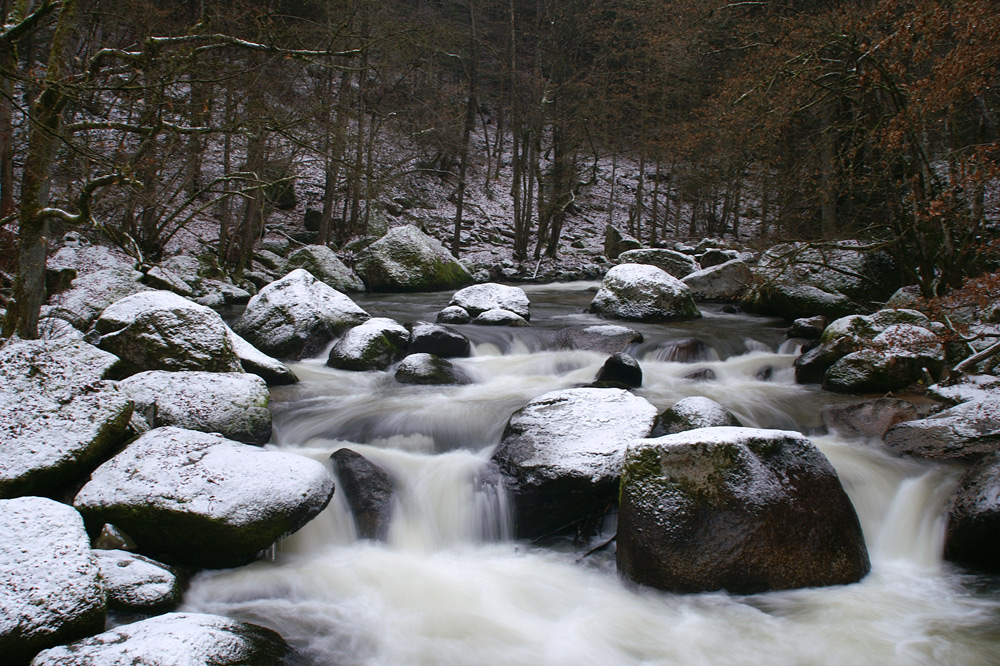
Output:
823,398,933,439
652,396,741,437
652,337,713,363
594,352,642,388
789,315,828,339
698,248,740,268
684,368,716,382
406,321,472,358
394,353,471,385
883,399,1000,462
604,225,642,260
945,453,1000,571
331,449,396,540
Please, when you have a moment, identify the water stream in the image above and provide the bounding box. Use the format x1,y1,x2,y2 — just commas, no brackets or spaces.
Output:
184,283,1000,665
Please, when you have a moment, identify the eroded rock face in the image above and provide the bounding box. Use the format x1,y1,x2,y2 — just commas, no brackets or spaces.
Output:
448,283,530,320
233,269,370,360
30,612,297,666
651,396,741,437
883,399,1000,462
617,248,699,279
74,427,335,568
589,264,701,322
490,388,658,539
285,244,365,293
618,427,870,594
331,448,396,541
0,497,106,666
92,550,181,613
945,453,1000,571
327,318,410,371
355,225,472,292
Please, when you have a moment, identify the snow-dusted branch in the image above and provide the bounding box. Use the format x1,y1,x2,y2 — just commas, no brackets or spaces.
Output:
33,174,138,224
0,0,59,46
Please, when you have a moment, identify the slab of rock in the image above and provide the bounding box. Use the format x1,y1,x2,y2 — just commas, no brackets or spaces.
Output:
74,427,335,568
327,317,410,371
42,267,150,331
822,397,932,440
883,399,1000,462
490,388,658,539
331,448,396,541
0,497,106,666
233,269,370,360
119,371,272,445
651,396,741,437
394,353,471,385
406,321,471,358
93,550,181,613
945,453,1000,571
473,308,530,327
225,328,298,385
448,283,530,319
593,352,642,388
682,259,753,302
30,612,297,666
617,248,700,278
0,339,133,498
554,324,643,353
618,427,870,594
355,225,472,292
589,264,701,322
285,244,365,292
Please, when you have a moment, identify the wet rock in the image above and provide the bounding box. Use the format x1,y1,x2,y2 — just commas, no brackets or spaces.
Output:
436,305,472,324
593,352,642,388
651,396,741,437
945,453,1000,571
0,497,106,666
617,427,870,594
554,324,644,353
684,367,716,382
95,291,243,375
406,322,472,358
652,337,713,363
682,259,753,302
821,398,935,439
604,225,642,260
589,264,701,322
789,315,828,339
327,317,410,371
331,448,396,541
473,308,530,327
616,248,699,278
394,353,471,385
92,550,181,613
285,244,365,292
882,399,1000,462
490,388,658,539
74,427,335,568
233,269,370,360
0,339,132,499
226,328,298,385
93,524,137,551
355,224,472,292
41,267,150,331
119,371,272,445
823,324,945,394
30,612,298,666
448,283,530,320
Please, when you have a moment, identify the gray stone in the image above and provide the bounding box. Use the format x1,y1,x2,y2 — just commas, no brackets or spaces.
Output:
883,399,1000,462
617,248,699,278
42,268,150,331
285,244,365,292
698,248,740,268
406,322,471,358
945,453,1000,571
553,324,643,353
449,283,530,319
355,225,472,292
589,264,701,322
473,308,530,327
331,448,396,541
822,398,934,440
436,306,472,324
682,259,753,302
327,318,410,371
93,550,181,613
604,225,642,260
226,327,298,385
651,396,741,437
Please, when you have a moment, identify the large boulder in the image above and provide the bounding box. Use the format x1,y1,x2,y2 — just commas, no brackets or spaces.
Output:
490,388,658,539
589,264,701,322
1,497,106,666
604,225,642,260
74,427,335,568
119,371,272,445
0,339,132,499
617,248,699,278
822,397,932,440
327,317,410,371
448,283,530,320
233,269,370,360
553,324,643,353
822,325,945,394
92,550,181,613
944,453,1000,571
682,259,753,302
95,291,243,374
651,396,741,437
406,322,472,358
618,427,870,594
355,224,472,292
30,612,297,666
882,398,1000,462
42,267,150,331
330,448,396,541
285,244,365,292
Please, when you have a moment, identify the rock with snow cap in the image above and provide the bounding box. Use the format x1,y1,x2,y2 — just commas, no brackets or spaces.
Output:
617,427,870,594
394,353,471,385
616,248,700,278
553,324,643,353
406,321,472,358
0,339,132,499
92,550,181,613
42,267,150,331
29,612,297,666
225,327,298,385
698,248,741,268
944,452,1000,571
436,305,472,324
355,224,473,292
490,387,658,539
1,497,106,666
448,283,530,320
327,317,410,371
883,398,1000,462
73,427,335,568
681,258,753,302
589,264,701,322
822,397,933,440
593,352,642,388
651,396,741,437
472,308,530,327
823,324,945,393
233,268,370,360
285,244,365,292
119,371,272,445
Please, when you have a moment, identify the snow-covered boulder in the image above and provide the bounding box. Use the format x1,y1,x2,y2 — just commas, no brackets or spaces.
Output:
226,328,298,385
331,448,396,541
490,388,658,539
436,305,472,324
355,224,473,292
448,283,530,320
0,339,132,499
233,269,370,360
682,259,753,302
1,497,106,666
394,353,471,385
651,396,741,437
406,321,471,358
553,324,643,353
604,225,642,259
30,612,297,666
119,371,272,445
616,248,700,279
882,399,1000,462
74,427,335,568
618,427,870,593
593,352,642,388
285,244,365,292
589,263,701,322
327,317,410,371
144,265,195,297
95,291,243,374
473,308,530,327
42,267,150,331
92,550,181,613
822,324,945,393
945,453,1000,571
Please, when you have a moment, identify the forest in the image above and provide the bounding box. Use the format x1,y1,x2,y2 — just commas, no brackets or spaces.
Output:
2,0,999,337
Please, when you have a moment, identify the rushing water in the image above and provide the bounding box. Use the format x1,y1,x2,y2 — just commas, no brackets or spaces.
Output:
184,283,1000,665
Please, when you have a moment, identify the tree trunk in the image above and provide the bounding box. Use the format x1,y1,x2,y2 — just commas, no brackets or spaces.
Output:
452,2,478,257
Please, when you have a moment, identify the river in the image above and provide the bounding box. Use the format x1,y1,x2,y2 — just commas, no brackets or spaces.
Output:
185,282,1000,665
